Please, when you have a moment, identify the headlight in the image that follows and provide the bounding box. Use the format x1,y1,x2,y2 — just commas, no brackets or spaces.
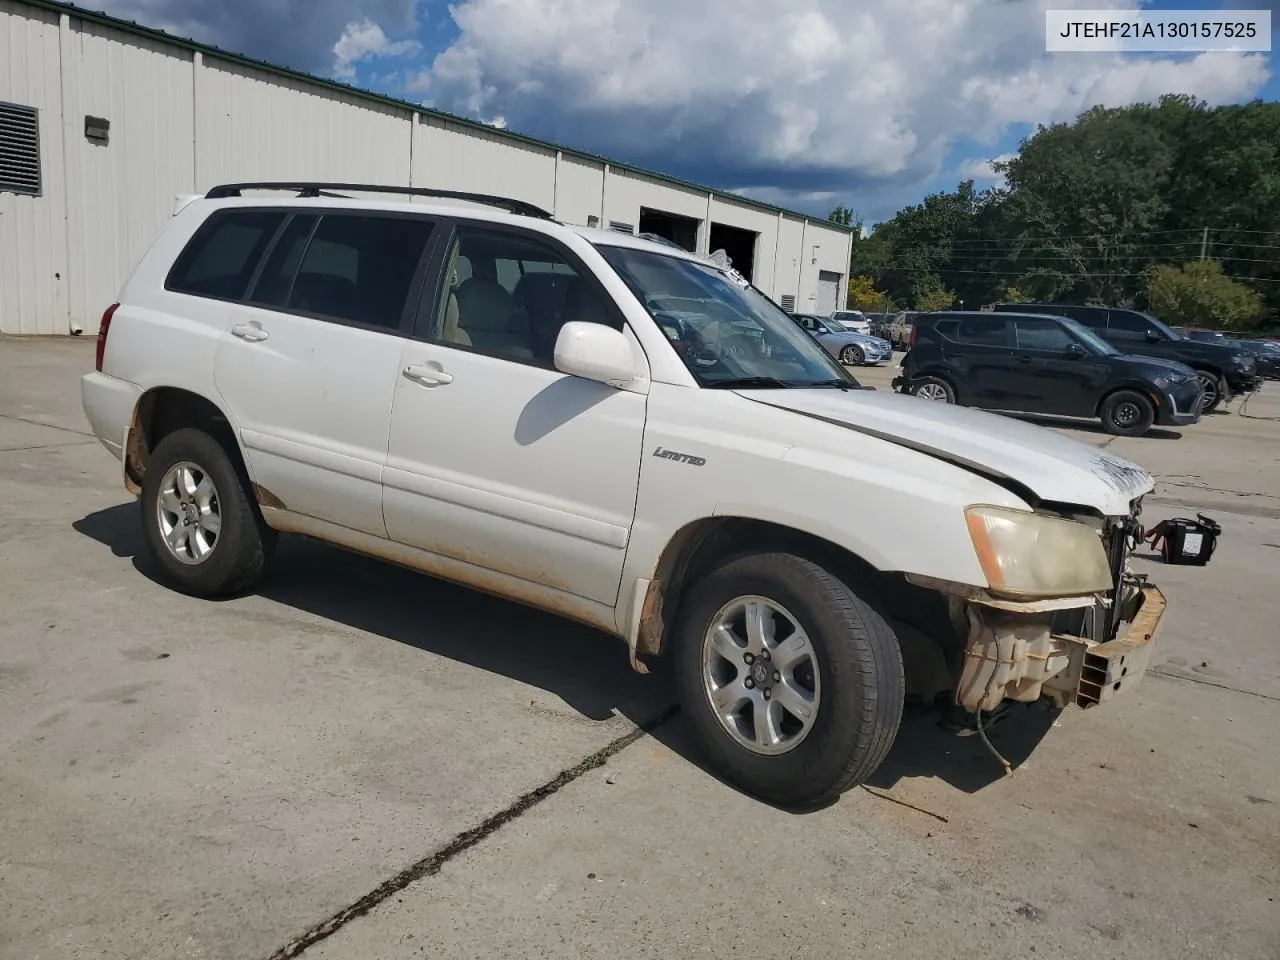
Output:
965,505,1112,598
1151,374,1175,389
1233,355,1255,372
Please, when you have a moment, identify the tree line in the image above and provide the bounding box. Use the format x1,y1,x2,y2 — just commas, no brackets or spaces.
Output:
835,96,1280,330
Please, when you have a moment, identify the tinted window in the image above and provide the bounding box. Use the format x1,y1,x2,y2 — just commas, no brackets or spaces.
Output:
1107,310,1153,342
284,214,434,330
431,227,618,364
1063,306,1106,330
952,317,1008,346
249,215,318,307
167,210,284,300
1014,318,1074,351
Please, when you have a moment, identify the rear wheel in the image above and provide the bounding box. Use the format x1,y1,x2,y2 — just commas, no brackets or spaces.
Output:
1194,370,1226,413
141,428,275,596
674,552,905,807
1101,390,1155,436
840,344,865,365
911,376,955,403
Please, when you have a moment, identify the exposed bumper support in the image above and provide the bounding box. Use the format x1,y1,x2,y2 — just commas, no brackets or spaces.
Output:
955,585,1165,713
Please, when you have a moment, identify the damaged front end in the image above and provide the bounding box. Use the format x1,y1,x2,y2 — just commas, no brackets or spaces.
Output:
914,503,1165,714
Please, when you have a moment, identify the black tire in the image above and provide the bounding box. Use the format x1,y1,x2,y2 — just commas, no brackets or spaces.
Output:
140,427,275,596
1194,370,1226,413
910,375,955,403
840,344,865,366
1100,390,1156,437
673,552,905,807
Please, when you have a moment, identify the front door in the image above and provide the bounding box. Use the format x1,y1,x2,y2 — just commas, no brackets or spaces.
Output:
1008,317,1101,416
944,316,1015,407
383,222,648,607
213,210,439,536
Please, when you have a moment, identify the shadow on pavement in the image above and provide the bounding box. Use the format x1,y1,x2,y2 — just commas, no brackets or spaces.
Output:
74,502,1053,806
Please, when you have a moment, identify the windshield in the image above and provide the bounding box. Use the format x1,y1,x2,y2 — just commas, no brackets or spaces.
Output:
1062,316,1120,355
596,245,856,388
812,315,844,334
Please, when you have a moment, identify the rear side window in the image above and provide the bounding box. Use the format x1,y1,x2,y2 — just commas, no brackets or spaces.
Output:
167,210,284,300
259,214,435,331
1014,317,1073,351
952,317,1009,346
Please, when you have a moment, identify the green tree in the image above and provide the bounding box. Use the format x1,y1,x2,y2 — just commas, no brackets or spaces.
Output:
828,204,856,227
847,275,888,310
1145,260,1262,330
1001,285,1030,303
915,287,956,311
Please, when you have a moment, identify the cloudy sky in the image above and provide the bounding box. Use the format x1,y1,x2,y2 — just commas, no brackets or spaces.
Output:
93,0,1276,223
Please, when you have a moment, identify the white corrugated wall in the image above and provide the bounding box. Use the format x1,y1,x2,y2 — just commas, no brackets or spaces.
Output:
0,0,67,335
0,0,853,334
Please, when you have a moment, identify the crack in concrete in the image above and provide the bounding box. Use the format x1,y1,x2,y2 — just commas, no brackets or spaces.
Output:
1,439,98,453
0,412,96,438
1151,668,1280,703
265,704,681,959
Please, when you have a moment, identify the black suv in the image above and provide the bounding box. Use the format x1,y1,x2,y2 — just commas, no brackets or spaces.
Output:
992,303,1259,412
893,311,1203,436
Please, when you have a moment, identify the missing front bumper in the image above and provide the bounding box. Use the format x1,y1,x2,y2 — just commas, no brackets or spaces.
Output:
954,585,1166,713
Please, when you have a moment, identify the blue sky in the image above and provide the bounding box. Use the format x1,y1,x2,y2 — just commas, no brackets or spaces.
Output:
96,0,1276,224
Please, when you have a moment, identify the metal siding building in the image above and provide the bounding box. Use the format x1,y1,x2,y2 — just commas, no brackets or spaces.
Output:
0,0,854,335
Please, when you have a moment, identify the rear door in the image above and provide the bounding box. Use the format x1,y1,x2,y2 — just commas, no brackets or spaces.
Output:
940,315,1014,406
213,210,438,536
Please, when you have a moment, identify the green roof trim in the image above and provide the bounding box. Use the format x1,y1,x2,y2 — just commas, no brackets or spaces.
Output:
16,0,855,233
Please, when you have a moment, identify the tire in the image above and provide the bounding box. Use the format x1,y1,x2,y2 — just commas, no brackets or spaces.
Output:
673,552,905,807
1194,370,1226,413
141,427,275,596
1100,390,1156,437
910,376,955,403
840,345,865,366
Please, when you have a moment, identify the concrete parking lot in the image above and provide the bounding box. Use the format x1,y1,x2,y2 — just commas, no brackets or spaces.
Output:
2,338,1277,960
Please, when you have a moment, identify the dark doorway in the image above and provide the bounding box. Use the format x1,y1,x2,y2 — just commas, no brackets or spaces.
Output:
708,223,757,281
638,208,700,252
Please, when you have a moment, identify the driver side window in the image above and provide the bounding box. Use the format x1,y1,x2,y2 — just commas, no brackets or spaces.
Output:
428,227,619,366
1106,310,1152,342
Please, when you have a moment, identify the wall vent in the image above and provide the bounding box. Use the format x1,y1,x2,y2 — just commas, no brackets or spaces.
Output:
780,294,797,311
609,220,634,234
0,102,41,196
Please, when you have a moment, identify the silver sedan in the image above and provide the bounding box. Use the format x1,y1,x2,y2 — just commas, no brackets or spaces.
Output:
790,313,893,366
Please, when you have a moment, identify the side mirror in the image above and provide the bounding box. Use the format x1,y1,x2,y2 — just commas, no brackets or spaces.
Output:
554,321,638,387
1145,330,1162,343
1065,342,1087,359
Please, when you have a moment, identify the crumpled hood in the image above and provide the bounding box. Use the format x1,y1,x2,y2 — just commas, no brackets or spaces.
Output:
739,388,1154,516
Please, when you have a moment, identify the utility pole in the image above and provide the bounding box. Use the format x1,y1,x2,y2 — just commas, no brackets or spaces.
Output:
1200,226,1209,261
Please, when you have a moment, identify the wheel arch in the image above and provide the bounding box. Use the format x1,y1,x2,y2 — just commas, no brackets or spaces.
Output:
635,516,893,664
124,387,256,499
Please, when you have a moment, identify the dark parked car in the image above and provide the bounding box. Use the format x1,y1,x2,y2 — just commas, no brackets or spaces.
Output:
1230,340,1280,380
1174,327,1227,343
892,311,1203,436
993,303,1259,412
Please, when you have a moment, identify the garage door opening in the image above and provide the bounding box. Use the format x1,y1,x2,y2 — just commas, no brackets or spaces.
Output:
638,208,700,252
709,223,757,281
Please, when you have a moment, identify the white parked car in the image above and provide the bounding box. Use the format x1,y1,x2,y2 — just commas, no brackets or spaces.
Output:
82,182,1168,806
829,310,871,335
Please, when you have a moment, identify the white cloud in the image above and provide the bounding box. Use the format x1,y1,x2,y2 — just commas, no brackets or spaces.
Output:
956,152,1017,183
332,18,422,81
424,0,1270,204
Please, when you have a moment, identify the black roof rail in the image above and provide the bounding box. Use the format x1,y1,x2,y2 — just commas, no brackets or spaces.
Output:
204,182,554,219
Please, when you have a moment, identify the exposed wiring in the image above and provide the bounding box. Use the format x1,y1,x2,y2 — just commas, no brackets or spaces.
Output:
974,630,1015,776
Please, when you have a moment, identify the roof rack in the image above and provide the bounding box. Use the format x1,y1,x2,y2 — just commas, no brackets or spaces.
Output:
203,182,554,219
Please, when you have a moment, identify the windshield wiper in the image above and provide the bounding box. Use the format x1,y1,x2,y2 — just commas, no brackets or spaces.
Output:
803,378,854,391
705,376,794,389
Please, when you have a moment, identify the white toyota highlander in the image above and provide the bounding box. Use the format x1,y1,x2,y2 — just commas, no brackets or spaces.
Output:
81,183,1166,806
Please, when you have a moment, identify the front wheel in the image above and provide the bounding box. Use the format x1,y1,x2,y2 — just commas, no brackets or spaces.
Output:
674,553,905,807
840,345,865,365
1101,390,1156,436
1194,371,1226,413
141,428,275,596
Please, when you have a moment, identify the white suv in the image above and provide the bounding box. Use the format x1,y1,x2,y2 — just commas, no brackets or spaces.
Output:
82,182,1167,805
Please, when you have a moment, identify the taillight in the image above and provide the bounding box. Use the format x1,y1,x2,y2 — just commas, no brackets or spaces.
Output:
908,325,918,349
96,303,119,372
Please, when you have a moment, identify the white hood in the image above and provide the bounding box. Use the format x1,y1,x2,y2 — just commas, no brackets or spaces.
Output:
739,388,1154,516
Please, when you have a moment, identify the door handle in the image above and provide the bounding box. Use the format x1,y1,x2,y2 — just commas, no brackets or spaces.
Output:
1014,355,1033,364
231,322,269,343
403,363,453,386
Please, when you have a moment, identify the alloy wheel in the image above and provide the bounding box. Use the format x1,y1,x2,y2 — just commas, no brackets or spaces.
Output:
155,461,222,565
